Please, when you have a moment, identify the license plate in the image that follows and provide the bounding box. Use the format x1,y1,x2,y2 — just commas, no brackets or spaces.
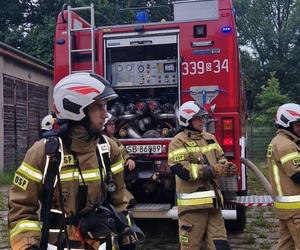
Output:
126,144,162,154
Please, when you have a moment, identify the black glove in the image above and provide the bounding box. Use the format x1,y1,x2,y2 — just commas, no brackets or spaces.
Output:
170,163,190,181
202,164,215,180
78,205,114,240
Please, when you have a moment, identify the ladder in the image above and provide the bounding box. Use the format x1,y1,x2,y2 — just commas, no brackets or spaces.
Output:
67,3,95,74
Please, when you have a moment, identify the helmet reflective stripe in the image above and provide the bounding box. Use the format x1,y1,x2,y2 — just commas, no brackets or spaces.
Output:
275,103,300,128
54,73,118,121
178,101,208,127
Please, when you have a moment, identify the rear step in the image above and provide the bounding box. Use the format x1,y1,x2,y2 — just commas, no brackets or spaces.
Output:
229,195,274,207
129,203,237,220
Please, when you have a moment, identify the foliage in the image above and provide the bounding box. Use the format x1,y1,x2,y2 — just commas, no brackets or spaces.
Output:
253,72,291,124
0,0,172,64
0,170,14,186
234,0,300,104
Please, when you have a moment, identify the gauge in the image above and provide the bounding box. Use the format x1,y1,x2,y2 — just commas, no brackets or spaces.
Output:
117,65,123,72
126,64,133,71
138,65,144,73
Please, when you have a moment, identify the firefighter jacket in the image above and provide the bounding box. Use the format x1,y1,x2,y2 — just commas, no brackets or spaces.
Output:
110,136,131,162
267,129,300,220
168,129,228,215
8,125,134,250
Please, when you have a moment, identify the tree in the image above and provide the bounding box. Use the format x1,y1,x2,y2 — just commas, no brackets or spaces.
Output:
1,0,172,64
234,0,300,103
254,72,291,124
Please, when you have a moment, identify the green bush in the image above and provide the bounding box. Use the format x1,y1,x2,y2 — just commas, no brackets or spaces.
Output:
0,170,14,186
252,72,291,125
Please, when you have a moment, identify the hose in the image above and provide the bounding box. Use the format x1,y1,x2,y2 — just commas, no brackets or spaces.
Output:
240,157,273,196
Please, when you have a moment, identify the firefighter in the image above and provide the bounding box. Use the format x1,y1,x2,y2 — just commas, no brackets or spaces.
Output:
104,116,136,171
168,101,236,250
8,73,141,250
267,103,300,250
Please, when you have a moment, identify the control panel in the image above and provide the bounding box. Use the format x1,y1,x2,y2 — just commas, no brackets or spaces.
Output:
110,59,177,88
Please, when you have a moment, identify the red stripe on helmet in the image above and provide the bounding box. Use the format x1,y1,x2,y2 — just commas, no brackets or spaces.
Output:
183,109,196,114
68,86,100,95
287,110,300,118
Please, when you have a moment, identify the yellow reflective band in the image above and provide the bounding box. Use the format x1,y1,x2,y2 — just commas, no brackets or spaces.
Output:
274,201,300,209
10,220,41,239
126,214,132,226
178,190,215,200
267,144,273,158
111,160,124,174
168,148,188,159
180,236,189,243
81,168,101,182
177,197,214,206
17,162,43,183
272,160,283,196
280,152,300,165
190,164,199,180
169,143,222,160
60,168,79,182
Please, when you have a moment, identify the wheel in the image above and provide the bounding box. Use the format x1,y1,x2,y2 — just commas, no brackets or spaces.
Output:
225,205,246,233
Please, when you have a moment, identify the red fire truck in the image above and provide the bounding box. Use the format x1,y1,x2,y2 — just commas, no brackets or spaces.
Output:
54,0,250,231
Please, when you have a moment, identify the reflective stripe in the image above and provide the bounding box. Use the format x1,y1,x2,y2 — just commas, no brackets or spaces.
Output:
272,160,283,196
10,220,41,239
177,190,215,206
17,162,43,182
60,168,103,182
177,190,215,200
60,169,79,182
50,209,62,214
280,152,300,165
190,164,199,180
177,197,214,206
274,201,300,209
111,160,124,174
81,168,101,182
169,143,222,160
274,195,300,203
168,148,188,159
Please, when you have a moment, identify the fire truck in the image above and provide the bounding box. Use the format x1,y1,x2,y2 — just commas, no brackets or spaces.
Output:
54,0,271,232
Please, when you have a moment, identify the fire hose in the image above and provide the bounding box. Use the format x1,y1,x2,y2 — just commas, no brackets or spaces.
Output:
240,157,272,196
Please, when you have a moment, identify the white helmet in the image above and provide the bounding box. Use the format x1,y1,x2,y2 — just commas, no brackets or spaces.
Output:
178,101,208,127
41,114,54,131
54,73,118,121
275,103,300,128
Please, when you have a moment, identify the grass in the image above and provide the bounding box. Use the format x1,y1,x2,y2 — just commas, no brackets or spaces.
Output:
0,170,15,186
0,191,9,247
253,211,269,227
247,160,269,195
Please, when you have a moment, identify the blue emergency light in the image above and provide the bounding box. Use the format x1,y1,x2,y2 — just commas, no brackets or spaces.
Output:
136,10,149,23
222,26,232,33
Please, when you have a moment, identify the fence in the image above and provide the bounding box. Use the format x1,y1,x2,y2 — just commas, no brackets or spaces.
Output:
246,123,276,162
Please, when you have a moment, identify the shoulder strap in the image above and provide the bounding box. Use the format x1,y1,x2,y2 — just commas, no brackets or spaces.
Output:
41,136,71,249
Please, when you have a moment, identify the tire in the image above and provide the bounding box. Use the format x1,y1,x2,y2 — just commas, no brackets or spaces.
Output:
225,205,246,233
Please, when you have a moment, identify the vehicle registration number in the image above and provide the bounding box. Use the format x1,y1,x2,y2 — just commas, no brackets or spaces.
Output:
126,144,162,154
